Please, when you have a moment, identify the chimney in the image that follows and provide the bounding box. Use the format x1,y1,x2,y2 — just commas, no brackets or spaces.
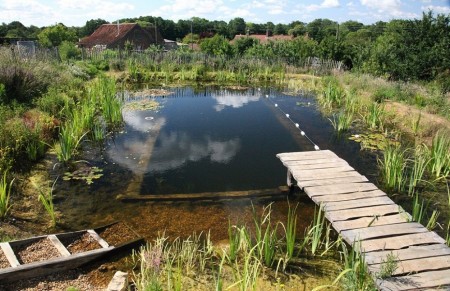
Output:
116,21,120,37
266,28,269,38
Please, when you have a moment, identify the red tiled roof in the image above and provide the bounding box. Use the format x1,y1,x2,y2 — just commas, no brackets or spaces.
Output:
79,23,146,47
232,34,293,44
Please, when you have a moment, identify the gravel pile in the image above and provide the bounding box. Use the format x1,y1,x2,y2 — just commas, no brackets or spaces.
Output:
0,249,10,269
61,232,102,254
14,237,60,264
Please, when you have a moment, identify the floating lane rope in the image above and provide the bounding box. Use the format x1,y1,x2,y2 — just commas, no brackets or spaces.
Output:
265,94,320,151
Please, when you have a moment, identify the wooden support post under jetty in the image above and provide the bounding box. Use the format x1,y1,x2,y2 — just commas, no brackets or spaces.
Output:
277,150,450,290
117,186,290,202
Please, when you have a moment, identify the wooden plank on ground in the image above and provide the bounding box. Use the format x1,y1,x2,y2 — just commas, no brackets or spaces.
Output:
277,150,338,161
376,269,450,290
293,170,363,183
365,244,450,265
283,161,350,170
298,175,369,189
322,196,395,211
340,222,428,242
313,190,387,203
326,205,400,222
47,235,71,257
282,158,345,166
332,214,410,232
305,182,378,196
369,255,450,276
87,230,109,248
358,232,446,253
0,242,20,267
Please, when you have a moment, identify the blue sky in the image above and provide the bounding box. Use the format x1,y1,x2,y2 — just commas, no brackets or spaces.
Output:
1,0,450,27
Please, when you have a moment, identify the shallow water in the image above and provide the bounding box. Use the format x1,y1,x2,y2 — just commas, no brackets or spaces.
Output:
55,86,377,241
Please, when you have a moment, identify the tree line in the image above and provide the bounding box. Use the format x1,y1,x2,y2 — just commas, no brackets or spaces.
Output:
1,11,449,87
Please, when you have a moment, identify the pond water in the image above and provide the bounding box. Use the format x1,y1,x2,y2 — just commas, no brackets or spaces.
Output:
55,86,378,242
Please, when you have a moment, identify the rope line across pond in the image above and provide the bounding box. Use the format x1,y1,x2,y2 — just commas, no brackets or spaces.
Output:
265,93,320,151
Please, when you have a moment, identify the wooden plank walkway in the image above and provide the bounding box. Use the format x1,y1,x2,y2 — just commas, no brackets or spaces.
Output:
277,150,450,290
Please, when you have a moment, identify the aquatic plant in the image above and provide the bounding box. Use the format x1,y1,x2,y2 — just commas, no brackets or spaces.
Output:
411,193,426,224
63,165,103,185
284,202,298,261
252,204,279,267
379,144,407,192
340,242,375,290
56,124,87,163
426,209,440,231
36,179,57,227
227,243,261,291
329,110,354,134
308,204,326,255
0,168,14,220
363,102,385,130
132,238,165,291
320,81,345,109
407,144,430,196
428,131,450,179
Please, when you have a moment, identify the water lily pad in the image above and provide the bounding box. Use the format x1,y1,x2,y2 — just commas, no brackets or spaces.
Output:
63,166,103,185
123,99,161,111
349,133,400,151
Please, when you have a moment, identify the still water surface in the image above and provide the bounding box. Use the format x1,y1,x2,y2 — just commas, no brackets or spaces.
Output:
56,86,377,241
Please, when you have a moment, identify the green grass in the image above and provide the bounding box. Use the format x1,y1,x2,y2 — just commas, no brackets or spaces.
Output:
379,144,408,192
428,131,450,179
0,168,14,220
36,179,57,227
363,102,385,130
329,110,354,134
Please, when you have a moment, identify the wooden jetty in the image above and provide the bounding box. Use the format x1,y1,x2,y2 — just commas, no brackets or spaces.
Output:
277,150,450,290
0,222,144,283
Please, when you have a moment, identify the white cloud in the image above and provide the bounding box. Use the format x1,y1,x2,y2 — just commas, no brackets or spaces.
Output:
304,0,340,12
421,5,450,14
212,93,260,112
360,0,400,12
1,0,55,26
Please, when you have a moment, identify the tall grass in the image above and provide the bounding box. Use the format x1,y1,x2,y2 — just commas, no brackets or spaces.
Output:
428,131,450,179
363,102,385,130
56,124,87,163
252,204,278,267
0,168,14,220
308,204,326,255
340,242,375,290
379,144,408,192
407,144,430,196
36,179,57,227
284,202,298,261
329,110,354,134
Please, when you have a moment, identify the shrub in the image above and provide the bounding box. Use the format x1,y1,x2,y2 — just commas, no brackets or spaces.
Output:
0,65,48,103
58,41,81,62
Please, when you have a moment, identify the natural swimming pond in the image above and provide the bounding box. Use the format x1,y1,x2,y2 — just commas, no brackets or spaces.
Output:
55,86,378,240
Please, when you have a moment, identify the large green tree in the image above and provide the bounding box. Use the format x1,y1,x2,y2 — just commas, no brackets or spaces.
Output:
38,24,77,47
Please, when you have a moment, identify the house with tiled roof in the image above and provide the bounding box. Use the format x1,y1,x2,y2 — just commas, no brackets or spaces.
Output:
78,23,164,50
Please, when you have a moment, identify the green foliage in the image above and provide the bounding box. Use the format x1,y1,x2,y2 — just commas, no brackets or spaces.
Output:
340,242,375,290
379,144,408,192
36,179,57,227
200,35,234,56
0,168,14,220
59,41,81,61
38,23,77,48
428,131,450,179
377,252,398,279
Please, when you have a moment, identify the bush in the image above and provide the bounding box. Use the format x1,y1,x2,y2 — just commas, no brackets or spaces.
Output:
59,41,81,62
0,65,48,103
34,87,70,119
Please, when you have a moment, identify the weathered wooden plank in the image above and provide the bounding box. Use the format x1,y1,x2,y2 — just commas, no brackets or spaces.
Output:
282,158,345,166
87,230,109,248
322,196,395,212
358,232,446,253
277,150,338,161
290,165,355,176
365,244,450,265
293,170,363,182
119,187,289,201
326,205,401,222
332,214,410,232
298,175,369,189
284,161,350,170
313,189,387,203
0,242,20,267
376,269,450,290
340,222,428,242
305,182,378,196
369,254,450,276
47,235,71,257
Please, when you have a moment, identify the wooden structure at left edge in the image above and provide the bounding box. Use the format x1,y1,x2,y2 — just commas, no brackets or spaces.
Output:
277,150,450,290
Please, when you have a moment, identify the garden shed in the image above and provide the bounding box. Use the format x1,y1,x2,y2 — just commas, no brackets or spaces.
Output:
78,23,164,50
